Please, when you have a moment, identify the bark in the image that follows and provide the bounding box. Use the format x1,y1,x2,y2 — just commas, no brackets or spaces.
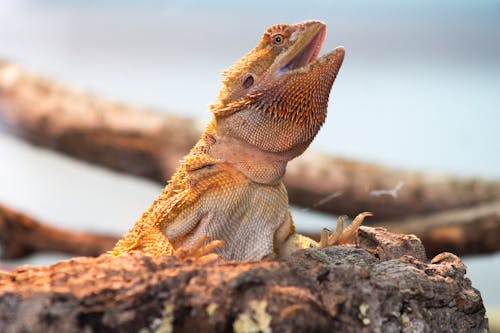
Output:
0,227,488,333
0,203,117,259
1,60,500,221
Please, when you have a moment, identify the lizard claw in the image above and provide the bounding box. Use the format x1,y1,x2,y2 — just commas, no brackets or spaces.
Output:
318,212,373,247
174,234,225,262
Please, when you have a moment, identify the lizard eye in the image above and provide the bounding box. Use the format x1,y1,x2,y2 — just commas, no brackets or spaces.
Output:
242,74,254,89
271,34,285,46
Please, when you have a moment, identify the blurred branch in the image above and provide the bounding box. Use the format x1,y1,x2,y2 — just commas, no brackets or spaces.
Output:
285,152,500,221
374,201,500,258
0,60,199,182
0,203,118,259
1,60,500,222
303,201,500,257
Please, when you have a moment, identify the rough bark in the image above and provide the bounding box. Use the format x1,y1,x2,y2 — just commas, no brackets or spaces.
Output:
0,227,488,332
0,203,117,259
1,60,500,221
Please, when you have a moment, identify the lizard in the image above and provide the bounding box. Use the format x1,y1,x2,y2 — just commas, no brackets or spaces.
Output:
111,20,371,261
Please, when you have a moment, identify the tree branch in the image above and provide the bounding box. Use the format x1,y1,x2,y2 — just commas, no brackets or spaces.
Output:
302,201,500,258
0,60,199,182
373,201,500,258
0,203,117,259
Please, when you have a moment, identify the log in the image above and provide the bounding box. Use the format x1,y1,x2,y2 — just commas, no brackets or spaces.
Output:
0,203,117,259
1,60,500,221
0,227,488,332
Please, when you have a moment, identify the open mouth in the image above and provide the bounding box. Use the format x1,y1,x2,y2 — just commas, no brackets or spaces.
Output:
279,26,327,74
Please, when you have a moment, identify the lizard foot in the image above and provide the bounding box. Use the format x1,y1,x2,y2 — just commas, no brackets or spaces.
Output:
318,212,373,247
174,234,225,263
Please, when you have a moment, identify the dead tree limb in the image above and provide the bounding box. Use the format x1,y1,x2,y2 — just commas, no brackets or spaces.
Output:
303,201,500,258
0,203,117,259
372,201,500,258
0,227,488,332
0,60,199,182
286,151,500,220
1,60,500,221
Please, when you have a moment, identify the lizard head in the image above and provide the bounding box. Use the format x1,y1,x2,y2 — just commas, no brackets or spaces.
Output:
208,21,344,184
210,20,345,157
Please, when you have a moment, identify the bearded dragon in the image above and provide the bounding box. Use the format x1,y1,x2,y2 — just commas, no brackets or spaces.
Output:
112,20,371,261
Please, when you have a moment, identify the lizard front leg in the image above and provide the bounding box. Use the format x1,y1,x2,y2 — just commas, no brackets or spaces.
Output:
173,234,224,261
111,154,227,259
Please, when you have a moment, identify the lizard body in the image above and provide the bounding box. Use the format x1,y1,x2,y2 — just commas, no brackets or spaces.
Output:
112,20,369,261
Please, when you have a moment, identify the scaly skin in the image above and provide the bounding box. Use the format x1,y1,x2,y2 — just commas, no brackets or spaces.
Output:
112,20,370,261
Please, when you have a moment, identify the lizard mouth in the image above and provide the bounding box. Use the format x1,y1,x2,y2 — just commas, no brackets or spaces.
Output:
279,26,326,74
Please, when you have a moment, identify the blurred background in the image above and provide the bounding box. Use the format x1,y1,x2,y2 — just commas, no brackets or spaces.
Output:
0,0,499,324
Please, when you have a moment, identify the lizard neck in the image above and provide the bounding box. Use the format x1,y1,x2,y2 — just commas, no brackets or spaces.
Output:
197,117,290,185
212,134,288,185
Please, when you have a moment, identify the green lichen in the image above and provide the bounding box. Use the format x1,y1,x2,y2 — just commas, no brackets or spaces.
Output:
206,302,218,317
358,302,370,326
